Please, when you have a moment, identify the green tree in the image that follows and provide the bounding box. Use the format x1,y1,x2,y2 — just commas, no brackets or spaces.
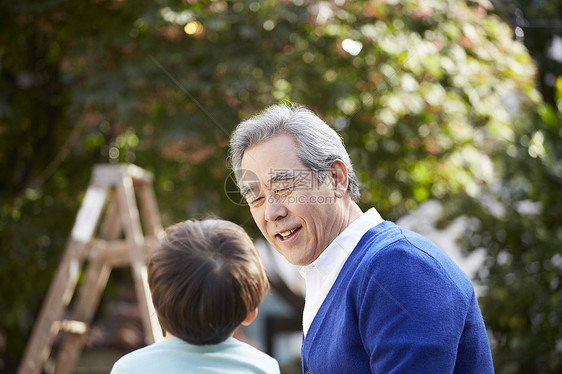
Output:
490,0,562,105
450,78,562,373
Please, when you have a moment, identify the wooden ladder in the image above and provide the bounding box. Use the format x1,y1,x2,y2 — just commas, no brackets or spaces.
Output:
17,164,165,374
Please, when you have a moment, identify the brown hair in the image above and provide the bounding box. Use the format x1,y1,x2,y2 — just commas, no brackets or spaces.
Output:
147,218,269,345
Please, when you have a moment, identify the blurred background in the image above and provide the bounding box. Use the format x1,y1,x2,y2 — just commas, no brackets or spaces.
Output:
1,0,561,373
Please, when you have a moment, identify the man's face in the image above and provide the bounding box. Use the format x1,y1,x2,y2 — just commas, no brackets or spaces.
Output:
240,134,344,266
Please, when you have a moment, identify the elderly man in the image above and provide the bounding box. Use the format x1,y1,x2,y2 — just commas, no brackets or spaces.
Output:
229,103,494,373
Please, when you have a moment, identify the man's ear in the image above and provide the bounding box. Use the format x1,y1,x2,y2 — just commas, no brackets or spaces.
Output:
330,159,349,197
241,308,258,326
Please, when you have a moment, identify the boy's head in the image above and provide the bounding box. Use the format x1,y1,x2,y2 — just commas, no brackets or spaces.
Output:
147,218,269,345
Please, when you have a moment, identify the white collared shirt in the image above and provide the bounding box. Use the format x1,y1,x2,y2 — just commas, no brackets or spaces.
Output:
300,208,384,335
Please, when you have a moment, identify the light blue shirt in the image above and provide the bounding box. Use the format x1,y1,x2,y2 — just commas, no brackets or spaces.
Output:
110,337,280,374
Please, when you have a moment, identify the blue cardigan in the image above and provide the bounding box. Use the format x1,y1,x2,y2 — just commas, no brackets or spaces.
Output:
301,221,494,373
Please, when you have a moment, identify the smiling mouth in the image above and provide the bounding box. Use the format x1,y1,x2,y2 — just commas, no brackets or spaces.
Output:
277,227,301,241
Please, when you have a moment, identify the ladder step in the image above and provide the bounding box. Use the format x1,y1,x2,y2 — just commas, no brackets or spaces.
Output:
59,320,88,335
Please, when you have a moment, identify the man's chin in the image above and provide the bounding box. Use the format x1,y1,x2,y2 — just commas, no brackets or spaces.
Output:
275,248,304,266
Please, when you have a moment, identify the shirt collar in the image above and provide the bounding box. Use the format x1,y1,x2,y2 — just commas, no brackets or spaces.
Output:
300,208,383,279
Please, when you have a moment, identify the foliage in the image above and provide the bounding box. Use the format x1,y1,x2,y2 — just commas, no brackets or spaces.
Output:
449,78,562,373
287,0,541,220
491,0,562,20
490,0,562,105
0,0,560,372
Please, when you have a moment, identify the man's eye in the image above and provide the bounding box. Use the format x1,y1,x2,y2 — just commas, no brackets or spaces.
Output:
249,197,264,206
275,186,293,194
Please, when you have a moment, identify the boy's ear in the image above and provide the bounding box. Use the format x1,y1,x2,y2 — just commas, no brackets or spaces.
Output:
241,308,258,326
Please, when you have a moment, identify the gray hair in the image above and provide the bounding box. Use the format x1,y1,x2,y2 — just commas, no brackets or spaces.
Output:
229,103,360,202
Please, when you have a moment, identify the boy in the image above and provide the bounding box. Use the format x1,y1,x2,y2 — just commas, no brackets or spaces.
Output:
110,218,280,373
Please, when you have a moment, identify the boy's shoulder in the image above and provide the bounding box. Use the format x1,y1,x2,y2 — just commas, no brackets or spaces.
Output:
204,337,281,373
110,337,280,374
110,338,183,373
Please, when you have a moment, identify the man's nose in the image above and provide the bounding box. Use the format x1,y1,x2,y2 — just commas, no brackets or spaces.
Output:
264,194,287,222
